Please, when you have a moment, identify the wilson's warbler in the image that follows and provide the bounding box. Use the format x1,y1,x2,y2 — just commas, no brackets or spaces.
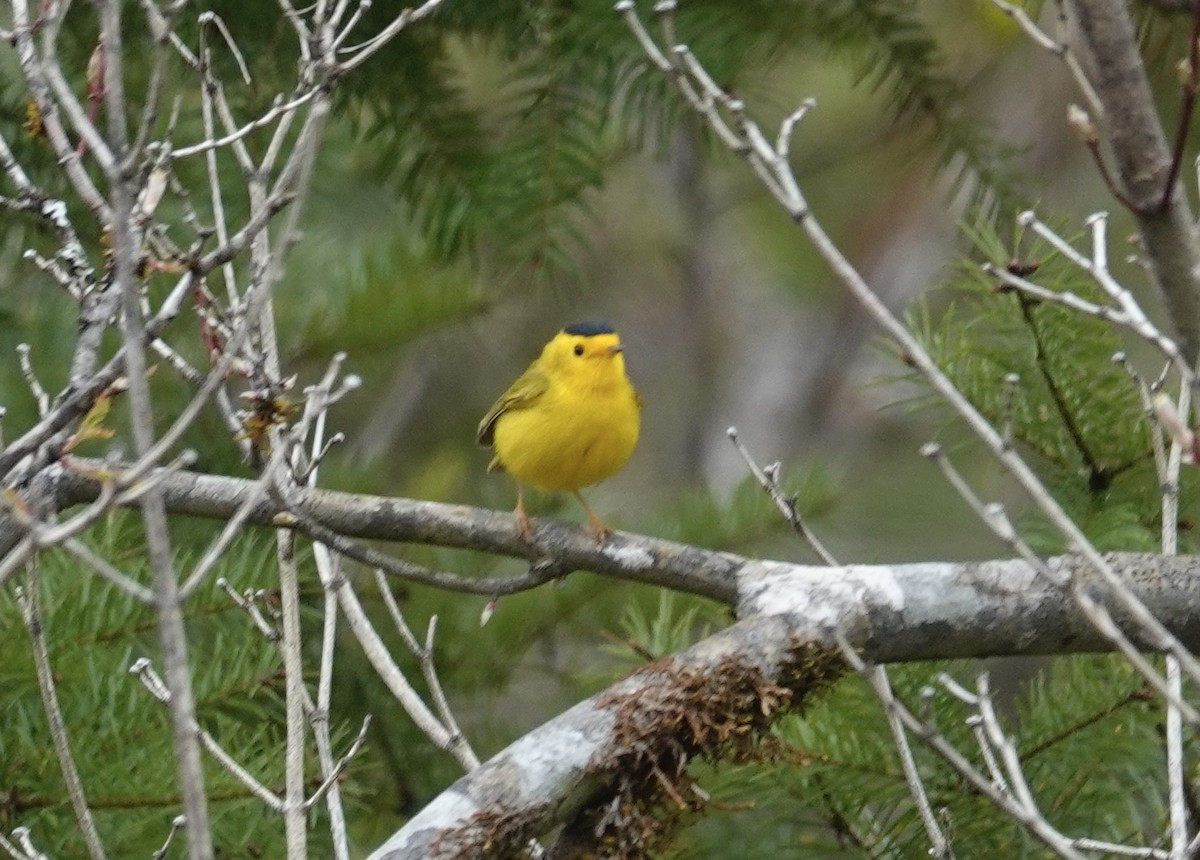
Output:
477,322,641,541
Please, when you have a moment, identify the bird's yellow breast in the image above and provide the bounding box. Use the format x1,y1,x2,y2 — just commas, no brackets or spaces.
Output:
491,368,640,492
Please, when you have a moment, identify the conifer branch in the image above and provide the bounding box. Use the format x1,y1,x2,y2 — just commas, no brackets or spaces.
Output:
1014,295,1109,489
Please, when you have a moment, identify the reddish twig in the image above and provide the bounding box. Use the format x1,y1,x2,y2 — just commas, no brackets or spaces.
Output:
1158,0,1200,212
1084,135,1144,212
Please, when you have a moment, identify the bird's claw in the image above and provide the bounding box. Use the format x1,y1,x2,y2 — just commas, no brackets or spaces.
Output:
514,509,536,544
587,513,612,544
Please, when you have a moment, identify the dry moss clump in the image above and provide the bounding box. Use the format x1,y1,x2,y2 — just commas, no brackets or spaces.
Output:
555,639,844,858
427,638,844,859
430,805,545,859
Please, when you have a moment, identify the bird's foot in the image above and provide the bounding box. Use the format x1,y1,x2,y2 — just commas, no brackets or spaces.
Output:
586,511,612,544
514,502,536,544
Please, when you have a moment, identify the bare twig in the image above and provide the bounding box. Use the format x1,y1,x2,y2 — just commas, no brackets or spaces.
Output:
727,423,947,854
373,571,478,768
337,0,453,71
836,634,1089,860
920,441,1200,723
16,568,109,860
151,816,188,860
129,658,284,812
303,716,372,810
989,0,1105,119
726,426,837,565
275,532,309,857
16,344,48,418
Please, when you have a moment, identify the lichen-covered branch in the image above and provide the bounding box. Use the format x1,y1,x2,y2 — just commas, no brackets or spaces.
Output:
47,459,1200,658
368,549,1200,856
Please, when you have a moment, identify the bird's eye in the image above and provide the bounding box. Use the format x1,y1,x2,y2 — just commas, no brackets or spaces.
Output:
573,344,584,356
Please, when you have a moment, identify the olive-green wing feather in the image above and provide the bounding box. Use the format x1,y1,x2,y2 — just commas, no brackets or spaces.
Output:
476,363,550,447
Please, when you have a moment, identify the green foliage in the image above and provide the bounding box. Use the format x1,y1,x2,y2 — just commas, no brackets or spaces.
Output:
327,0,1023,283
910,214,1198,553
287,200,485,361
659,656,1161,858
653,465,840,558
0,517,366,857
603,589,723,670
797,0,1021,210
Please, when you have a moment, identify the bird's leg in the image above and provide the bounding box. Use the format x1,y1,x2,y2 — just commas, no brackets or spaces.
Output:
573,490,611,543
513,484,535,542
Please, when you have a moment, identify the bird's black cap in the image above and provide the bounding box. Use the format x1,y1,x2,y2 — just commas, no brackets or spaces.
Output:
563,321,614,336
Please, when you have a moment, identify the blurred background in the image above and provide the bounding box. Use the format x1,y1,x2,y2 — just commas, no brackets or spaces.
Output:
3,0,1198,856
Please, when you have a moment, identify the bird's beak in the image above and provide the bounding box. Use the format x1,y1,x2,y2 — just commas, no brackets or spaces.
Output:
606,343,625,354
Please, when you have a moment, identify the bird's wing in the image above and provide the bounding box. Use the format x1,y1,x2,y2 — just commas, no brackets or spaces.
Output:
475,364,550,446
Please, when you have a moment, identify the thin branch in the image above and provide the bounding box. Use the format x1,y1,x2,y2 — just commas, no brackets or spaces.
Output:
171,90,319,160
1012,295,1108,489
920,441,1200,723
1015,211,1194,384
303,716,372,810
728,423,948,854
337,0,453,72
275,532,309,858
61,538,154,603
863,664,955,858
16,344,49,418
16,567,109,860
317,546,473,768
1160,377,1192,857
373,571,478,768
988,0,1105,119
1071,103,1141,211
10,0,113,218
726,426,836,565
312,545,350,860
5,828,46,860
151,816,187,860
102,0,212,849
290,358,351,855
837,635,1088,860
129,658,284,812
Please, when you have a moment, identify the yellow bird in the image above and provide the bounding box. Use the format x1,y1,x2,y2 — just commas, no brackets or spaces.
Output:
477,322,641,542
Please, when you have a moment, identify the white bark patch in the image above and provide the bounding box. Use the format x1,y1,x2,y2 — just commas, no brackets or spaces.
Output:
502,719,600,790
601,541,655,567
736,560,915,623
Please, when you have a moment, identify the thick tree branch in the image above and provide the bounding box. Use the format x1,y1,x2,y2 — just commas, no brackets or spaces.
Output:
369,615,843,859
368,548,1200,857
51,458,745,604
46,459,1200,657
52,459,1200,857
